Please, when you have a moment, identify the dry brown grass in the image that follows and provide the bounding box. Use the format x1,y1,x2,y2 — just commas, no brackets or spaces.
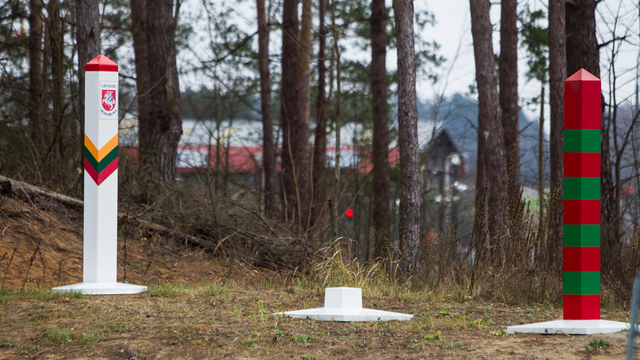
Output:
0,191,635,359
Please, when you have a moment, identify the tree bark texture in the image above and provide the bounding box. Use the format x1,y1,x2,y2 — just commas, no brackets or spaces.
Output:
548,0,566,258
469,0,508,249
393,0,420,271
136,0,183,182
28,0,44,145
131,0,151,173
281,0,310,224
48,0,65,157
299,0,312,229
371,0,391,260
76,0,101,181
499,0,519,208
312,0,328,226
76,0,100,139
257,0,276,217
565,0,616,248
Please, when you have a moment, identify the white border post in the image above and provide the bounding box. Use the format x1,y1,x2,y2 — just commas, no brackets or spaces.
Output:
53,55,146,295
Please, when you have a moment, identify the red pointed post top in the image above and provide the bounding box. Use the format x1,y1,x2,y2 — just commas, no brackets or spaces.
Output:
85,55,118,72
566,68,600,82
564,69,601,130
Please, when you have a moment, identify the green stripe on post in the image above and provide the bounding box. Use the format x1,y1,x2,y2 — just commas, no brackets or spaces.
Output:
563,225,600,247
563,272,600,295
564,177,600,200
564,130,601,153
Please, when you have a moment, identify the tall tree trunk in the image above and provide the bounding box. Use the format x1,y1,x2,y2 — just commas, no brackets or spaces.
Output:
281,0,309,225
499,0,519,210
48,0,65,157
566,0,618,275
538,85,545,238
139,0,183,182
330,0,342,242
371,0,390,260
548,0,566,261
312,0,328,227
28,0,44,145
257,0,275,217
299,0,312,229
76,0,101,188
470,0,508,253
394,0,420,272
131,0,151,173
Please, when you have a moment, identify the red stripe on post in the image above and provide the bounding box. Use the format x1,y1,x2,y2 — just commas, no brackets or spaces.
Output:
563,294,600,320
564,70,601,130
564,152,601,177
96,158,118,185
84,158,100,184
564,199,600,225
563,247,600,272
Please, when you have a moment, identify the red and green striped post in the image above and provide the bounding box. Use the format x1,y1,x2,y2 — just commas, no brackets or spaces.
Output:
563,69,601,320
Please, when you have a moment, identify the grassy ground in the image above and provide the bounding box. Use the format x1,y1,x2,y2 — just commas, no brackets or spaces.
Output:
0,193,635,359
0,278,632,359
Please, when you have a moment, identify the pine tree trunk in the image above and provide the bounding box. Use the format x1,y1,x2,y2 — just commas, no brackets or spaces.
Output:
394,0,420,272
257,0,276,217
312,0,328,227
371,0,391,260
131,0,151,173
566,0,616,249
499,0,519,210
299,0,312,229
76,0,100,183
48,0,65,157
281,0,309,225
139,0,182,182
28,0,44,145
548,0,566,260
470,0,508,253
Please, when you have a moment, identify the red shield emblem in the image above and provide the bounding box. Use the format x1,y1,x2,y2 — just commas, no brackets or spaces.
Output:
101,90,116,112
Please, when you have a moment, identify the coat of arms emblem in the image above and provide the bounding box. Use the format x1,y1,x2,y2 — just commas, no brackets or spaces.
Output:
101,90,116,112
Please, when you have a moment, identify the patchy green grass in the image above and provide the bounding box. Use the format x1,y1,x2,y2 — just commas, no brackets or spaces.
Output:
39,329,70,345
0,278,630,359
585,338,612,351
0,288,82,301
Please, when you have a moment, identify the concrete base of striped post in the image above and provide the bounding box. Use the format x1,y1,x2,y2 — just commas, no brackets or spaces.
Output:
275,287,413,322
507,320,631,335
53,282,147,295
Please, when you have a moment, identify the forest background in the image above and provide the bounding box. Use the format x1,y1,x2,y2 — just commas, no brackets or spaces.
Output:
0,0,639,306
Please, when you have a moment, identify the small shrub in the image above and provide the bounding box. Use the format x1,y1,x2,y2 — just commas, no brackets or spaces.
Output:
40,329,70,345
424,330,442,340
585,338,611,351
441,341,464,350
82,330,103,348
292,334,315,343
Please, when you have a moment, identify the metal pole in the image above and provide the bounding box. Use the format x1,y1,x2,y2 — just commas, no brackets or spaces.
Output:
626,270,640,360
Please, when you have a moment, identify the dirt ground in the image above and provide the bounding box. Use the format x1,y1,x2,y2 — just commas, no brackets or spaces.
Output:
0,194,636,359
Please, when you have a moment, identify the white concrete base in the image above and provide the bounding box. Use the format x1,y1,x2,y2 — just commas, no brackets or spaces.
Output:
52,282,147,295
507,319,632,335
274,287,413,322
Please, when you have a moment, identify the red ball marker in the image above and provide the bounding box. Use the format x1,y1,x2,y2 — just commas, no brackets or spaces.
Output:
345,209,353,218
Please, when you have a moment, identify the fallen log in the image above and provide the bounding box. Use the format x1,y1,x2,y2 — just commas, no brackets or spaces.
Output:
0,175,84,209
0,175,216,251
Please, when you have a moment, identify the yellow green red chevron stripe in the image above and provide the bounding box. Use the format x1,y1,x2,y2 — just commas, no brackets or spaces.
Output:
85,134,118,161
84,134,118,185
